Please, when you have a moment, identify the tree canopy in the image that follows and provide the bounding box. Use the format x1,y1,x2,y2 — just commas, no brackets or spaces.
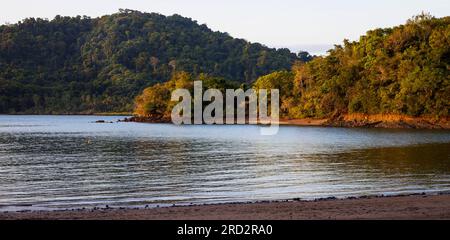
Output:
0,10,304,114
135,14,449,120
286,14,449,119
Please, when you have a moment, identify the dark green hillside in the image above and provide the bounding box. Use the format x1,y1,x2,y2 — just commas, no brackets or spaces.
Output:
0,9,304,113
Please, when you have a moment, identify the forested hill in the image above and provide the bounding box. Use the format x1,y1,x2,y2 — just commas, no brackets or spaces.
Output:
249,14,449,121
0,9,306,114
135,14,449,126
283,14,450,119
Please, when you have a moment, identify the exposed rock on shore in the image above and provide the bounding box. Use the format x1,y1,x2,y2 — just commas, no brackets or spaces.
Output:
120,116,171,123
325,114,450,129
122,114,449,129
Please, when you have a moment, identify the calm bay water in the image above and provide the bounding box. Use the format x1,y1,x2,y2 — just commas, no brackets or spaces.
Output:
0,115,449,211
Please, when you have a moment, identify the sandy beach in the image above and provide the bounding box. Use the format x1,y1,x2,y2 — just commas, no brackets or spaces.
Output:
1,194,450,220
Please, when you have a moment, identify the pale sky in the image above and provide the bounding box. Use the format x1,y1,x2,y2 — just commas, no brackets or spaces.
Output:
1,0,449,55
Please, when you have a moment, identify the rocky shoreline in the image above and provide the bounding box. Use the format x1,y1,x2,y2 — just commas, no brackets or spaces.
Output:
325,114,450,129
120,116,170,123
121,114,450,129
1,193,449,220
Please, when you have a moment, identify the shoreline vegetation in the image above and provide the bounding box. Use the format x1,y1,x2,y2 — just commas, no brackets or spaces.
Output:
1,193,449,220
132,14,449,127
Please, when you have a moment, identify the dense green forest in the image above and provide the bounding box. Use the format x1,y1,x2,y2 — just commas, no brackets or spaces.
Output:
0,9,306,114
135,14,449,120
279,14,450,119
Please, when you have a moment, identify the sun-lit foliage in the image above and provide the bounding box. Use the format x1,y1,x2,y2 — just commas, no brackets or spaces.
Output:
136,14,449,121
134,71,241,118
269,14,449,119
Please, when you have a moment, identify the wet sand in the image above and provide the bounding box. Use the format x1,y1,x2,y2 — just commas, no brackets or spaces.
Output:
1,194,450,220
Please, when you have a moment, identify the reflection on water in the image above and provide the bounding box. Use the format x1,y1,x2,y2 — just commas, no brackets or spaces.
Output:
0,115,449,211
